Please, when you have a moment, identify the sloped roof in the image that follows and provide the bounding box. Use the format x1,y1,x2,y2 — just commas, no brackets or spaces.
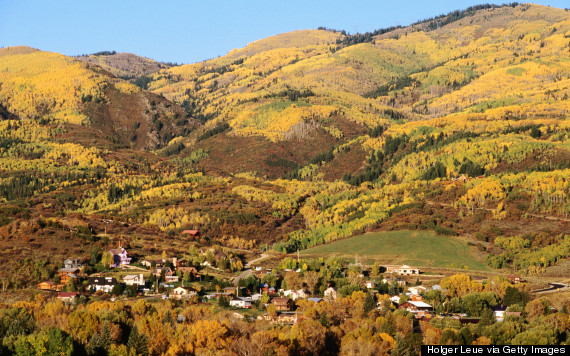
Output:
88,277,117,286
406,301,432,308
307,298,324,303
181,230,199,235
272,297,292,303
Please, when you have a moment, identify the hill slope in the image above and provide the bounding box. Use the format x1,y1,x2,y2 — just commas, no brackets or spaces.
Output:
0,47,198,149
0,4,568,285
144,4,570,181
75,51,170,80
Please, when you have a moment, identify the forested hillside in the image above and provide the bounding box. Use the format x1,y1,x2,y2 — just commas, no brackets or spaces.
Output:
144,4,570,179
0,46,197,150
0,3,569,291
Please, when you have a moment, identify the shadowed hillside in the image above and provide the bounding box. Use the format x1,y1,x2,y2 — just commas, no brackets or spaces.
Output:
76,52,169,78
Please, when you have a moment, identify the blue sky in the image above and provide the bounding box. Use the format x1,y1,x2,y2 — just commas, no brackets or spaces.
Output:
1,1,568,64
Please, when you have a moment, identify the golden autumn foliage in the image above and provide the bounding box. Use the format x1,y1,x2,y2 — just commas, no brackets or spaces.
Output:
0,50,107,123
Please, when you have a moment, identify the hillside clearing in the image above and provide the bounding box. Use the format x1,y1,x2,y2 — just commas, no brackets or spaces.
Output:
300,230,489,271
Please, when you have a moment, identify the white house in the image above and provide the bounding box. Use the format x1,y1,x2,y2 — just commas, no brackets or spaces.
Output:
365,281,377,289
493,306,507,322
57,292,78,304
382,278,406,287
324,287,337,301
408,286,427,295
123,274,145,286
229,297,252,309
397,265,420,275
283,289,307,301
170,286,198,300
88,277,116,293
385,265,420,275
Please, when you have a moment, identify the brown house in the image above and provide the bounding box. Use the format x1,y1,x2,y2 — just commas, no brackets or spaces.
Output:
272,297,294,311
153,267,173,278
37,281,56,290
153,267,179,283
62,273,81,285
58,267,79,278
181,230,200,240
223,286,237,296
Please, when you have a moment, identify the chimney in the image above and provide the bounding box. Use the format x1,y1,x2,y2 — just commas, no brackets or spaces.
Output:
173,257,177,268
140,274,143,286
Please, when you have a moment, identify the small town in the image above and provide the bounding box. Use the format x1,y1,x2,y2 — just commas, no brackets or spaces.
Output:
36,240,535,327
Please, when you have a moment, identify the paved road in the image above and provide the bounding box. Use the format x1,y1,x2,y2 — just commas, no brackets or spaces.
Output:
231,253,272,285
233,269,254,285
532,283,569,294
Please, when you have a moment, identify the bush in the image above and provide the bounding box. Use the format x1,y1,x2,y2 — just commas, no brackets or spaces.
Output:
434,226,457,236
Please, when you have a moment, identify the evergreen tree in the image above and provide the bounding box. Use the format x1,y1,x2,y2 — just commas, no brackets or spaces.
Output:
127,327,149,356
218,296,229,307
111,283,122,295
86,322,111,355
364,292,376,314
319,312,331,328
480,308,496,326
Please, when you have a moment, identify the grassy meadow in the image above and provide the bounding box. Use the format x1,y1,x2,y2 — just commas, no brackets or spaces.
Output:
300,230,489,271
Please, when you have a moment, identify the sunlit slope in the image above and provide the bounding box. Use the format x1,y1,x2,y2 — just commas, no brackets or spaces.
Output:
147,5,569,145
0,47,197,149
143,5,570,180
226,29,343,58
0,48,109,124
148,30,414,142
375,4,570,118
